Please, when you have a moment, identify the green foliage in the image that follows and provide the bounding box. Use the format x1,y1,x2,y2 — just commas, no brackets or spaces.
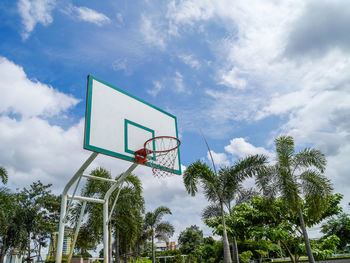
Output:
144,206,174,263
320,235,340,250
78,168,145,258
322,213,350,248
178,225,203,255
46,258,67,263
184,155,266,263
173,254,184,263
206,194,342,263
199,240,224,263
239,251,253,263
254,135,335,263
135,258,153,263
312,248,333,261
0,166,8,184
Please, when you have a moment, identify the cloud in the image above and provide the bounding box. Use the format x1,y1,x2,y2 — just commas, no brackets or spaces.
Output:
174,71,185,93
18,0,56,39
219,67,247,89
147,81,163,97
112,58,129,74
115,13,124,27
178,54,200,69
207,150,229,166
0,117,88,190
0,57,79,118
224,138,273,160
285,0,350,57
67,5,111,26
140,14,166,49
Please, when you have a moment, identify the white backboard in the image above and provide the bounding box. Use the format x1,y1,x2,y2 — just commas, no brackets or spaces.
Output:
84,75,181,175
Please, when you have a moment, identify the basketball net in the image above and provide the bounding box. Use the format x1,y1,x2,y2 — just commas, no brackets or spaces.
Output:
135,136,180,177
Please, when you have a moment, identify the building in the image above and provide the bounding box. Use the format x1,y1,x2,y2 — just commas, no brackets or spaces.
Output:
47,228,74,259
167,241,177,251
155,242,178,252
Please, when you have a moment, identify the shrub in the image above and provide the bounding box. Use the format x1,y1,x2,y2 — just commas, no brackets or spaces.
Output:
239,251,253,263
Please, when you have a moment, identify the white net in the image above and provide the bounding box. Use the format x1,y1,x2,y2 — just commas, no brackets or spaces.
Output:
144,136,180,177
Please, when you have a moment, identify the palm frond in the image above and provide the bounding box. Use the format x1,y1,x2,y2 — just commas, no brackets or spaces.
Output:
153,206,172,224
277,167,300,210
203,182,220,202
0,167,8,184
183,161,215,196
255,166,278,198
236,187,259,205
275,136,295,168
293,148,327,173
120,174,143,194
231,154,267,181
155,221,175,242
201,203,222,220
300,170,333,216
81,167,111,197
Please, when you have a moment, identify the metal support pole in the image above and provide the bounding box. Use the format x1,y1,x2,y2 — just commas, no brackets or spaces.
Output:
103,162,138,263
67,201,87,263
56,152,98,263
103,199,109,263
107,183,123,223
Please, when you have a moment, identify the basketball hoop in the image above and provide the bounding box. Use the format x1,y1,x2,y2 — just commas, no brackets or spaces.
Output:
135,136,181,177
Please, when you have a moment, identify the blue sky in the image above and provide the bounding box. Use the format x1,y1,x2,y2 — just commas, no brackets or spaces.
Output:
1,0,350,247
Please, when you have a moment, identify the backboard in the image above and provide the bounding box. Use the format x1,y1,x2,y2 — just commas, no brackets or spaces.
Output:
84,75,181,175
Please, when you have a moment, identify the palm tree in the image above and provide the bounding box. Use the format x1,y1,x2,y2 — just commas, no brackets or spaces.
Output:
255,135,332,263
0,167,8,184
110,176,144,263
184,155,266,263
72,168,144,262
144,206,175,263
202,187,259,263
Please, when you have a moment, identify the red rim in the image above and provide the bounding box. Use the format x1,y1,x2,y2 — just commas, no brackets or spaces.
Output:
144,136,181,153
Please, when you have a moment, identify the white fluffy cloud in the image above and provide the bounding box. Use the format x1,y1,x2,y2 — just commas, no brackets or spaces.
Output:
224,138,273,160
18,0,56,39
0,57,78,118
207,150,229,166
70,5,111,26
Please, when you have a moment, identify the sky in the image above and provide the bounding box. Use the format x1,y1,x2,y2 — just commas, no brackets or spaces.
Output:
1,0,350,253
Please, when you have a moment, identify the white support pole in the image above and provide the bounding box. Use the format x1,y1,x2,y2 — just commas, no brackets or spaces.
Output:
67,201,87,263
67,195,105,204
103,162,138,263
82,174,120,184
103,198,109,263
107,183,123,223
56,152,98,263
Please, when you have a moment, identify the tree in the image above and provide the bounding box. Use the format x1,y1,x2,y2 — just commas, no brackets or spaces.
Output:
75,167,144,263
321,213,350,249
206,194,342,263
144,206,174,263
0,167,8,184
0,188,25,263
178,225,203,255
16,181,59,262
202,187,258,263
110,176,144,263
184,155,266,263
256,136,332,263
